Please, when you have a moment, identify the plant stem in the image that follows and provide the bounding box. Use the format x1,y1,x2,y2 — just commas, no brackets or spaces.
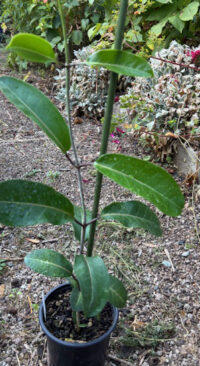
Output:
87,0,129,257
57,0,86,253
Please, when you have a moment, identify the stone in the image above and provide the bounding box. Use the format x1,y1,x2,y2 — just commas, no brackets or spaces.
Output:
174,143,200,182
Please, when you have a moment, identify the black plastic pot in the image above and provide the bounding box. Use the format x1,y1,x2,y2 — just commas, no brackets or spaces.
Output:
39,283,118,366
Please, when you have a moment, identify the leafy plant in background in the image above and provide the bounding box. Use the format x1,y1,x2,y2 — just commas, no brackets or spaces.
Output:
54,45,131,118
89,0,200,57
114,41,200,160
0,0,111,55
0,0,184,327
54,45,109,118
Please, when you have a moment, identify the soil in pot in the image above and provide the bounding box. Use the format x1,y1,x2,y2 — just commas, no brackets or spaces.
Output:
44,284,114,342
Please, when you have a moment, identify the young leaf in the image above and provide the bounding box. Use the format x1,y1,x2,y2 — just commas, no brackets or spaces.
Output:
72,206,93,242
0,180,74,226
150,19,168,36
6,33,56,64
86,50,154,78
179,2,199,21
107,275,127,308
73,255,109,317
94,154,184,217
101,201,162,236
0,76,71,153
25,249,73,277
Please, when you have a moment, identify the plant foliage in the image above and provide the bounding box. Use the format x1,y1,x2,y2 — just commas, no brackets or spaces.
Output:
0,1,184,322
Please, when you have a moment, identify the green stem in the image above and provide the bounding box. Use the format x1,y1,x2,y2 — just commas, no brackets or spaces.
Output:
87,0,129,257
57,0,87,253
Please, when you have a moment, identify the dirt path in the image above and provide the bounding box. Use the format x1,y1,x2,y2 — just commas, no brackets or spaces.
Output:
0,64,200,366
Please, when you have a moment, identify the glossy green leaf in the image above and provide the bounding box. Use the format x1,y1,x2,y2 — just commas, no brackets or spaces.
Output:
107,275,127,308
86,50,154,78
0,76,71,153
25,249,73,277
72,206,93,242
95,154,184,217
179,2,199,21
73,255,109,317
6,33,56,63
101,201,162,236
0,180,74,226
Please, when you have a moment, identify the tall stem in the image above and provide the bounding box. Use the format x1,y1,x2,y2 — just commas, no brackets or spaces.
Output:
87,0,129,257
57,0,87,253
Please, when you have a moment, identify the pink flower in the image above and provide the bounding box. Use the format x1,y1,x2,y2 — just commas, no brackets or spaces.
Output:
114,96,119,102
191,50,200,63
110,133,115,138
116,127,125,134
43,0,48,3
111,139,120,144
82,178,90,183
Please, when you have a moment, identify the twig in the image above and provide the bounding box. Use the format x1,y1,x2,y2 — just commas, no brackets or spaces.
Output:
139,350,151,365
108,354,134,366
164,248,175,272
16,352,21,366
41,235,65,244
178,313,189,334
32,331,43,345
27,295,32,314
150,56,200,72
0,257,24,262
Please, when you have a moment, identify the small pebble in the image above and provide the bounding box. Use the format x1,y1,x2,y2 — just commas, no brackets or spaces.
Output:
182,251,190,257
178,239,185,245
162,260,171,267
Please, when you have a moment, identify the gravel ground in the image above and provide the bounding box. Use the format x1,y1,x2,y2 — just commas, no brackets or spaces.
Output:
0,63,200,366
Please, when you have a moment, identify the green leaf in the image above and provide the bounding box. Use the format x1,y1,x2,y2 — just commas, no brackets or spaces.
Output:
71,30,83,45
87,23,102,40
94,154,184,217
147,3,177,21
73,255,109,317
86,50,154,78
101,201,162,236
168,15,185,33
179,1,199,21
72,206,93,242
150,19,168,36
0,180,74,226
0,76,71,153
107,275,127,308
25,249,73,277
6,33,56,64
156,0,172,3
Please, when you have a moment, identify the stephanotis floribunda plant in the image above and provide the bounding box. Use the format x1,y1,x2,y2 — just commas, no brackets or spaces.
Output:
0,0,184,327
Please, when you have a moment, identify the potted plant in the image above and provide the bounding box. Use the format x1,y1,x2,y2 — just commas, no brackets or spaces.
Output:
0,0,184,365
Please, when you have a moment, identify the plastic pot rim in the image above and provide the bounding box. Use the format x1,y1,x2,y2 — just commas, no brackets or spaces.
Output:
39,282,119,349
